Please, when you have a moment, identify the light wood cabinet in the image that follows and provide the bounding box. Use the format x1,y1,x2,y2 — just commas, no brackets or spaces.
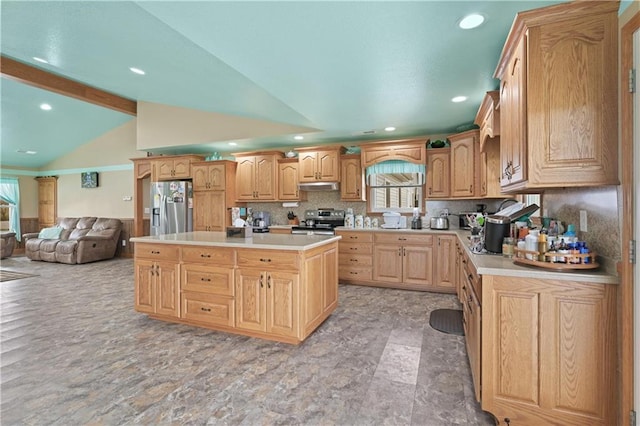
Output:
495,1,619,192
235,268,299,338
277,158,306,201
475,91,500,153
478,139,502,199
433,234,456,291
134,244,180,318
449,130,477,198
297,147,343,182
337,231,374,282
234,152,281,201
360,139,426,168
36,176,57,229
426,149,450,199
373,233,434,291
482,275,617,425
151,155,203,181
192,161,237,231
340,155,364,201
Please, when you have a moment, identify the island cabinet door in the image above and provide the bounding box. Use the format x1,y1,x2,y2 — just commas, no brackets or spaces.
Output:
235,269,267,332
135,260,155,314
155,261,181,318
266,272,299,338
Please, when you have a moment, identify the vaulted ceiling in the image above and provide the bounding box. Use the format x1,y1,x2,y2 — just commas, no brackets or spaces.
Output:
1,1,566,169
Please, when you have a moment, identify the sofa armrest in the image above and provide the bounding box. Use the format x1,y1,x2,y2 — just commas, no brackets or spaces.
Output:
23,232,40,241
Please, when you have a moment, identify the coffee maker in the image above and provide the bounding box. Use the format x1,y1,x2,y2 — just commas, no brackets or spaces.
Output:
252,211,271,232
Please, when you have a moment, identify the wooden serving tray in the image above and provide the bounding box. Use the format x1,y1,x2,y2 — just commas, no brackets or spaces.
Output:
512,248,599,271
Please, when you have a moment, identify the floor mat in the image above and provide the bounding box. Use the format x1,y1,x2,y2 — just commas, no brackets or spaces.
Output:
0,269,39,283
429,309,464,336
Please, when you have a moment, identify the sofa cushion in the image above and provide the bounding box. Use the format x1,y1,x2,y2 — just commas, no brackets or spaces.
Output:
40,239,60,253
87,218,122,237
69,217,97,240
57,218,80,240
55,240,77,255
38,226,63,239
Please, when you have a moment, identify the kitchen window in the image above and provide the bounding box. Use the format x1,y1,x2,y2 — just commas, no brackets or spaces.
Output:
366,161,425,213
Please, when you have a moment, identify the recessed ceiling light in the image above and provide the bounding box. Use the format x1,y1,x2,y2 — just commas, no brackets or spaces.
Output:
16,149,37,155
451,96,467,103
384,127,396,132
294,135,304,140
228,142,237,146
129,67,146,75
33,57,49,64
459,14,485,30
40,103,52,111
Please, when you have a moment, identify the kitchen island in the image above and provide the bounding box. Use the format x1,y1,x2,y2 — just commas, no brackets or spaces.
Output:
129,231,340,344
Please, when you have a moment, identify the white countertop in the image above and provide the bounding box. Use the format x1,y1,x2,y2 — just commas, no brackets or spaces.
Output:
130,231,341,251
335,227,618,284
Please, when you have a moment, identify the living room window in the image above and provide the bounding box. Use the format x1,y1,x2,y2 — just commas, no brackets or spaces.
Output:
0,178,21,239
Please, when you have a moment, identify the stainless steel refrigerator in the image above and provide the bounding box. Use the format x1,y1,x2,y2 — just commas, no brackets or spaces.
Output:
150,181,193,236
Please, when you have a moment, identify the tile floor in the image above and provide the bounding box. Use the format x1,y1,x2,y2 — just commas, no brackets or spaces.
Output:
0,256,495,425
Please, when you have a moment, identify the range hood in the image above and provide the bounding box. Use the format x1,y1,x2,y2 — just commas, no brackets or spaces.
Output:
298,182,340,191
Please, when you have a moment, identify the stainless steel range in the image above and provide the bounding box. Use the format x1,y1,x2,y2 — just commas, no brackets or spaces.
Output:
291,209,345,235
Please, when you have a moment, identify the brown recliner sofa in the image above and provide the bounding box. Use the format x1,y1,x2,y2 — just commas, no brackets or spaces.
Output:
23,217,122,264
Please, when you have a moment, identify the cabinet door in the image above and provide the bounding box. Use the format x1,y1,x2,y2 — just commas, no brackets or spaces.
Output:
172,158,192,179
38,178,57,228
466,284,481,402
255,155,276,199
134,260,155,314
298,152,318,182
450,135,476,198
235,157,256,200
235,269,266,332
208,164,226,190
155,160,175,181
373,245,403,283
192,165,210,191
434,235,456,290
340,157,364,201
278,162,300,200
155,261,180,317
426,150,450,198
208,191,226,231
266,271,299,338
322,244,338,311
193,192,221,231
403,245,433,286
317,150,339,181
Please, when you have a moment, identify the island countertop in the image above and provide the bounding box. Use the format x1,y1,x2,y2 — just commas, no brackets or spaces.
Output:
130,231,341,251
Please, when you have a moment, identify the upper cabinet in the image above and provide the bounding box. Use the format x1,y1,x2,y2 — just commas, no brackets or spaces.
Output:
449,130,477,198
495,1,619,192
475,91,500,153
340,154,365,201
192,161,230,191
297,146,344,182
151,155,204,181
277,158,306,201
361,139,426,168
426,148,450,199
234,152,282,201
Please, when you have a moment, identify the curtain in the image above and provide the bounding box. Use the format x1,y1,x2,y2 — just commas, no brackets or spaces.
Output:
0,177,21,241
365,160,425,179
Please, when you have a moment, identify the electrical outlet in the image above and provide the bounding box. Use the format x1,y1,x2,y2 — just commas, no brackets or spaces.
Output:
122,195,132,201
579,210,588,232
122,240,126,247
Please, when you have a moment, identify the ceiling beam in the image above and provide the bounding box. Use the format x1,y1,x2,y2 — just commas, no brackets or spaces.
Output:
1,55,137,116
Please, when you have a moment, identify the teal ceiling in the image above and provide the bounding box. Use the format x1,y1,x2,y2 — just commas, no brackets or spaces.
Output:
1,0,566,169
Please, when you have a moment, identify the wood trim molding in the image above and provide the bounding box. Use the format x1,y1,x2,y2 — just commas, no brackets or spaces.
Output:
1,55,136,116
620,9,639,425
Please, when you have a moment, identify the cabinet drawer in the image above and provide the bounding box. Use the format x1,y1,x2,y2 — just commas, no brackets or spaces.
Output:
182,264,234,296
339,253,373,266
374,233,433,246
337,231,373,243
339,242,373,255
181,291,234,327
135,243,179,261
237,249,299,270
181,246,235,265
339,266,372,281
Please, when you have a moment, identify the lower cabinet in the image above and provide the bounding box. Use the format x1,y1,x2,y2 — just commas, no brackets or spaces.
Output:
373,243,433,288
338,231,374,282
433,234,456,292
235,268,299,338
481,275,617,425
134,245,180,318
181,262,235,327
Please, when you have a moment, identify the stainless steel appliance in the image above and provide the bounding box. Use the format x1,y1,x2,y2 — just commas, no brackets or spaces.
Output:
291,209,345,235
430,216,449,230
150,181,193,236
252,211,271,233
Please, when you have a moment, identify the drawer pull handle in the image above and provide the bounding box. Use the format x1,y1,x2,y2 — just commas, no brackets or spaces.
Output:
200,307,212,312
350,247,357,250
200,254,211,258
200,278,211,282
260,274,264,288
350,271,357,274
260,258,272,262
151,250,160,254
350,236,357,239
350,258,358,262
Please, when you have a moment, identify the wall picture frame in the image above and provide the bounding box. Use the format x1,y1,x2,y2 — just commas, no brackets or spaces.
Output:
81,172,99,188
